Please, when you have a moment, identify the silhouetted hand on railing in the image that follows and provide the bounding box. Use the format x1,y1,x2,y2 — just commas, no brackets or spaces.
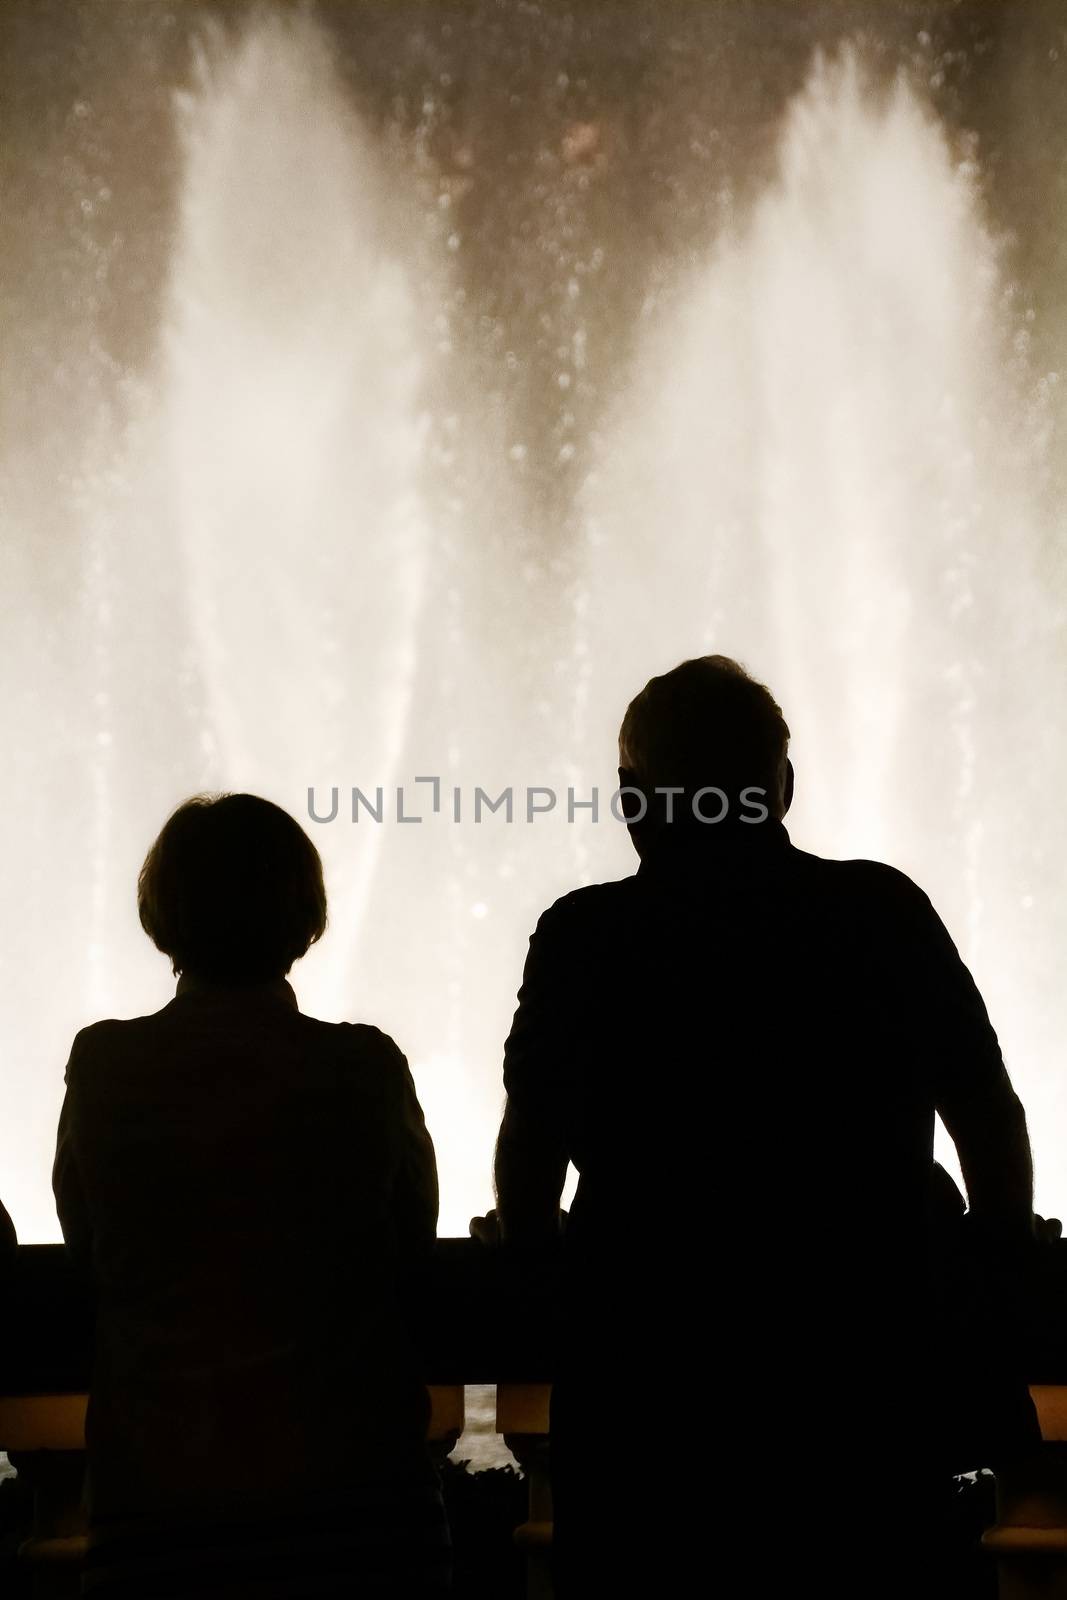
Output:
469,1211,502,1248
469,1209,567,1248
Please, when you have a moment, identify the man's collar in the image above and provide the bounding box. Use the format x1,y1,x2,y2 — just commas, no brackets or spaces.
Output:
636,816,792,876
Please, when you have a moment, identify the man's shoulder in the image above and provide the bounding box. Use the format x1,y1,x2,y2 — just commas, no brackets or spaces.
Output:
788,845,934,915
791,844,915,884
534,875,640,934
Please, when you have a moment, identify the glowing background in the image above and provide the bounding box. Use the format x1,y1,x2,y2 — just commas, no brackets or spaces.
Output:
2,1,1066,1240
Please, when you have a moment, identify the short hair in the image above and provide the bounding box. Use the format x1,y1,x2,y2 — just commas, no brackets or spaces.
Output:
619,655,790,800
138,794,327,981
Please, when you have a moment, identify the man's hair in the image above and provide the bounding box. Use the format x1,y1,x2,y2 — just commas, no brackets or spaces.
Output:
619,655,790,801
138,793,327,981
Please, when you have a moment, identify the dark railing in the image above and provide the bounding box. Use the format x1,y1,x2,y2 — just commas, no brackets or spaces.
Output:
0,1243,555,1598
9,1242,1067,1599
1,1241,559,1391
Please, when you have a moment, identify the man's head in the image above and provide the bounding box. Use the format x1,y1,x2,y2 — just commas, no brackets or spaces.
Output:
618,655,792,850
138,793,328,982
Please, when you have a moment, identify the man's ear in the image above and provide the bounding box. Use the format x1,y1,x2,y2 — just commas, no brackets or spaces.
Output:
617,767,651,859
617,767,646,824
782,758,795,817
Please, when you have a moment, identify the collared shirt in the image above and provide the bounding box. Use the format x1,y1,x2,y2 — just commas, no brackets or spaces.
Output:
502,827,1022,1379
53,978,438,1518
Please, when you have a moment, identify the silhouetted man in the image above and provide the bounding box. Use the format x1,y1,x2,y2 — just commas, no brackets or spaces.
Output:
484,655,1038,1598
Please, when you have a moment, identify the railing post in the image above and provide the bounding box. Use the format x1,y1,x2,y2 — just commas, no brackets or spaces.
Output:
6,1449,86,1599
427,1382,466,1469
983,1385,1067,1599
984,1445,1067,1598
498,1382,552,1600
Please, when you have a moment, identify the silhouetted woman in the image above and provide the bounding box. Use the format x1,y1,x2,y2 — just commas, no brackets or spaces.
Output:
53,794,447,1596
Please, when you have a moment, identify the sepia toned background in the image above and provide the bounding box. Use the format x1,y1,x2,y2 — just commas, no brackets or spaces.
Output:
3,0,1067,1239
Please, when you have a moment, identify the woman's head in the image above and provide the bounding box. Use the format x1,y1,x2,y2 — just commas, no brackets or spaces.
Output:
138,794,327,982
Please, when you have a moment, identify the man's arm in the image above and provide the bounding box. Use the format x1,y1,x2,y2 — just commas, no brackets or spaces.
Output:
494,1099,568,1247
494,905,572,1247
940,1079,1033,1238
906,884,1034,1239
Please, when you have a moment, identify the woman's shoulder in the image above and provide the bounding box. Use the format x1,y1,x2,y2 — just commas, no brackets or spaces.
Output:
65,1014,147,1067
297,1019,415,1114
300,1016,409,1073
66,1006,411,1095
